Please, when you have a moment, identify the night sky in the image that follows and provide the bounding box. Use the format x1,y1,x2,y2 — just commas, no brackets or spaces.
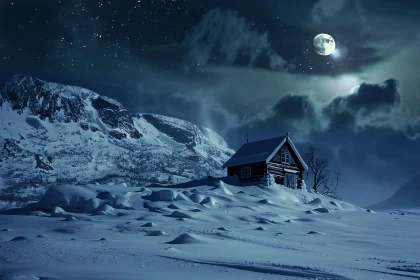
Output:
1,0,420,205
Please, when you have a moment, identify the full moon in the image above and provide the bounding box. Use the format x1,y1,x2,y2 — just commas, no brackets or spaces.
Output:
314,33,335,56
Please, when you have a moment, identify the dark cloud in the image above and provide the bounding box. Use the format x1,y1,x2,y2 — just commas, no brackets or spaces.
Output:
242,93,321,137
324,79,401,130
183,8,287,71
244,78,419,140
272,95,318,122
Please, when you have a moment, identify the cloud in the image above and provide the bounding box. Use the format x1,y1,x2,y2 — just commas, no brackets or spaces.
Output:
184,8,286,71
310,0,369,32
323,79,401,130
322,79,420,140
310,0,350,24
242,93,323,138
244,78,420,140
170,91,241,136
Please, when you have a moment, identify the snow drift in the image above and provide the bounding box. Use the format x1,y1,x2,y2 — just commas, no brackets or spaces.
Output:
1,177,416,280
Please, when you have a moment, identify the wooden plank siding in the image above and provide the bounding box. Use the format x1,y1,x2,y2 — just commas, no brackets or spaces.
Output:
227,161,267,181
269,142,304,170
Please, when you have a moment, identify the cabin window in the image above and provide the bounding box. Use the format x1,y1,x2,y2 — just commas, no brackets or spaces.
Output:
281,152,290,164
241,166,252,179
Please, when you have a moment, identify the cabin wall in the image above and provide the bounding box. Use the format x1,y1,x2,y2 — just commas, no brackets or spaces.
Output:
267,166,304,188
227,162,267,180
269,142,302,169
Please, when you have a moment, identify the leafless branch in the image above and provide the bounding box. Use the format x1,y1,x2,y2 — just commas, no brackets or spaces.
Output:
304,147,340,198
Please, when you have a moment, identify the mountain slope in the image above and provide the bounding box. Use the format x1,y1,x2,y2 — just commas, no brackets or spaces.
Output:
370,175,420,209
0,75,234,202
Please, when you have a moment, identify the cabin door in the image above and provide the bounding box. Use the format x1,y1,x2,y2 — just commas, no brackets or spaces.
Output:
285,173,297,189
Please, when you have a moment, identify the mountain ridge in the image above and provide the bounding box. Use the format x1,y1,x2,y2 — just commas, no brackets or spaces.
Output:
0,75,234,203
369,174,420,209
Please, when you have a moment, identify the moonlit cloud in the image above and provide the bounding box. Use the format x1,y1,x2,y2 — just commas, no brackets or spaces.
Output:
336,75,361,95
310,0,350,24
184,8,287,71
243,78,419,140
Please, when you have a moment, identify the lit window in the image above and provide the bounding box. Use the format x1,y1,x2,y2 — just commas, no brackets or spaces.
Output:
281,152,290,164
241,166,252,178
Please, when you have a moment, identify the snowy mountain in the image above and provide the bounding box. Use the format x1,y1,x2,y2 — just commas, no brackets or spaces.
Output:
370,175,420,210
0,75,234,203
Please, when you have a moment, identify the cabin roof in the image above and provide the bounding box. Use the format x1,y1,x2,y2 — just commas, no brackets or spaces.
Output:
222,135,308,170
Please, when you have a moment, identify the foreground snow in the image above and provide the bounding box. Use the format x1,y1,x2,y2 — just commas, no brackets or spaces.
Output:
0,178,419,280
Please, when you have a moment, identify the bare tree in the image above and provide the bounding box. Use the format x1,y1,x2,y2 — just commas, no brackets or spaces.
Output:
304,147,340,198
320,171,341,199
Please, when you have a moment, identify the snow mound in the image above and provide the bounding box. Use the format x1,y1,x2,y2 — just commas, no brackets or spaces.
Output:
84,198,108,213
62,216,77,221
258,199,274,205
257,217,275,224
313,207,331,213
217,227,230,231
175,193,190,201
94,204,115,215
142,222,155,227
51,206,67,217
210,181,233,195
38,185,96,212
167,204,182,209
189,193,204,203
143,190,177,202
147,230,165,236
9,236,31,242
307,198,323,206
96,191,116,201
200,196,218,207
113,197,133,210
307,231,324,235
169,211,192,219
166,233,205,244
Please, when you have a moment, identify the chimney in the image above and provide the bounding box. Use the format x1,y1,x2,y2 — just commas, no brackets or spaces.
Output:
286,132,289,139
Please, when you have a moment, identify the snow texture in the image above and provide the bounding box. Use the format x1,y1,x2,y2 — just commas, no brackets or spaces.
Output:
0,75,234,205
1,178,419,279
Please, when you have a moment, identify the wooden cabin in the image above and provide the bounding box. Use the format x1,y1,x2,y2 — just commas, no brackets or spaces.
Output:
222,134,308,189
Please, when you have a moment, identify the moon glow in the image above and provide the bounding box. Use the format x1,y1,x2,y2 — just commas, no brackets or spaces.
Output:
314,33,335,56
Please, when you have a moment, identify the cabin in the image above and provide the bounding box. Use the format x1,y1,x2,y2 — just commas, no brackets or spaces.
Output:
222,134,308,189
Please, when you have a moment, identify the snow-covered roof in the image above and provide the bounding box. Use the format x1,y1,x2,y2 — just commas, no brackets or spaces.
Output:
222,135,308,170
